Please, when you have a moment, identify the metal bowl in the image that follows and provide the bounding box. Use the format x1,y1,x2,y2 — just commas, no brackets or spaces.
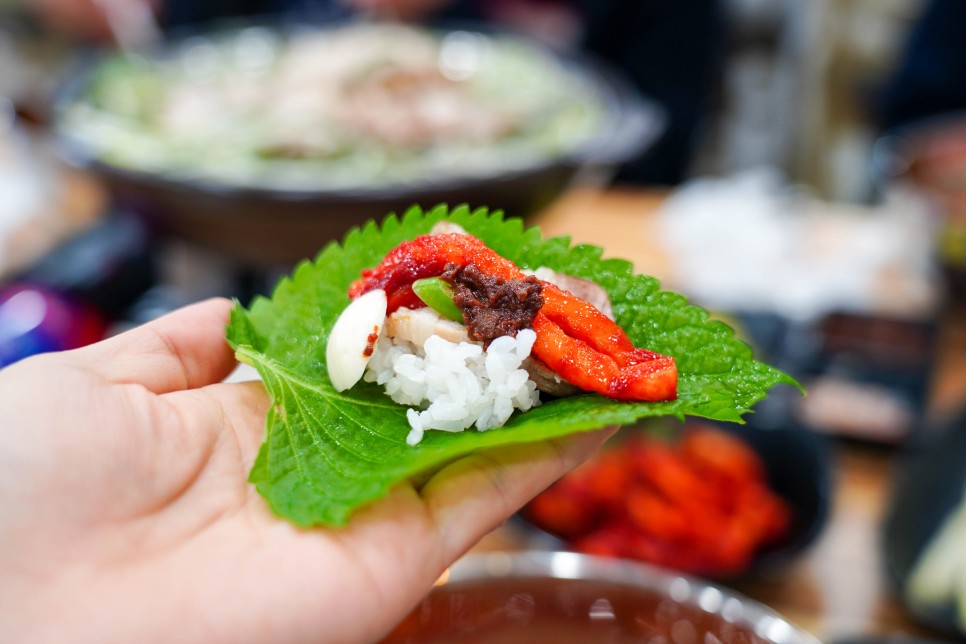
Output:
52,21,664,268
384,550,820,643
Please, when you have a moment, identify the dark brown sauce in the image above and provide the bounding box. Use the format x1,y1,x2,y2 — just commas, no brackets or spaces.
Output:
383,577,768,643
441,263,544,344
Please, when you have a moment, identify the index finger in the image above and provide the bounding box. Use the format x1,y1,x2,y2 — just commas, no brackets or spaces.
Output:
66,298,238,394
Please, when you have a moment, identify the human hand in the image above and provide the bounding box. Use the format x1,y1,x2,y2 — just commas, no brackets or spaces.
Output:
0,298,614,643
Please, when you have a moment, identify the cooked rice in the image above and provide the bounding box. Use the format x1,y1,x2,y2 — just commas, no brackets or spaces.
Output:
363,329,541,445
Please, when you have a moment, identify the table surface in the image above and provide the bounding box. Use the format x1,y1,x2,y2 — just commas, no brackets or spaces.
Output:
469,187,966,643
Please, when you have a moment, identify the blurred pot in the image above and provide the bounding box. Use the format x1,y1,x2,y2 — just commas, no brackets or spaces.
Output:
52,21,664,268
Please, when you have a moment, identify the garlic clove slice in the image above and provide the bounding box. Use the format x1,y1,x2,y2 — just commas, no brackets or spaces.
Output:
326,289,387,392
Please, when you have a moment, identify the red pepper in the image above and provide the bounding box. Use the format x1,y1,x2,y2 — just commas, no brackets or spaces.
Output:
521,425,792,576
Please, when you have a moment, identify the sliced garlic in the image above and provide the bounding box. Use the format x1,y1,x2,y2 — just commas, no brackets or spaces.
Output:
326,289,388,392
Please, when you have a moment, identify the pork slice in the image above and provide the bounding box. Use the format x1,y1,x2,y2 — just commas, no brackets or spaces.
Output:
530,266,613,319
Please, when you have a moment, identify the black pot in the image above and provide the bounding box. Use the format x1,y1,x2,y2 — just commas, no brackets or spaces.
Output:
52,21,664,268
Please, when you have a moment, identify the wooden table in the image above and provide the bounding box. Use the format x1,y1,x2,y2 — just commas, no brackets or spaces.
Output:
470,188,966,642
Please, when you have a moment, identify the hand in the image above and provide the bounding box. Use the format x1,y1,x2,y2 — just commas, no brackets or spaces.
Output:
0,298,613,642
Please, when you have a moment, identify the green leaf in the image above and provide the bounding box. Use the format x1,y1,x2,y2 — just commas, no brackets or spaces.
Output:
227,205,800,527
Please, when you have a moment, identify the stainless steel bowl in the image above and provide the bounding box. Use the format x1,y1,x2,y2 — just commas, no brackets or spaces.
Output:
385,550,820,643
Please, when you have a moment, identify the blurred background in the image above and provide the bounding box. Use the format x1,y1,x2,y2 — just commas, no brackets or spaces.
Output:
4,0,966,641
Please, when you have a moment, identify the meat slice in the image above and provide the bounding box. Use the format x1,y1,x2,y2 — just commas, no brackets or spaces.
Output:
384,306,468,346
530,267,613,319
429,221,468,236
524,357,582,398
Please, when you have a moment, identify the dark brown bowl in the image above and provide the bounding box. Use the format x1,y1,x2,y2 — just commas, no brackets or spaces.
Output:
52,21,664,268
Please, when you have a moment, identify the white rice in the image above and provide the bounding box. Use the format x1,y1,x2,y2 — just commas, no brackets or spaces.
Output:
363,329,541,445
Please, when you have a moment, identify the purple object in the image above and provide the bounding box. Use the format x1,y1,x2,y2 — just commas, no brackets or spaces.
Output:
0,284,105,367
